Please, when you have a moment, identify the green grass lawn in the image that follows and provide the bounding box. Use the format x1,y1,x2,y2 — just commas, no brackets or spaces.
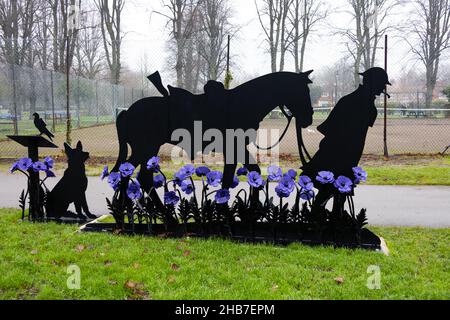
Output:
0,209,448,300
81,155,450,186
1,155,449,185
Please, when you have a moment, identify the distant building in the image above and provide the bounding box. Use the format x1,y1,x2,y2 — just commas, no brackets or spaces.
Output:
316,91,333,108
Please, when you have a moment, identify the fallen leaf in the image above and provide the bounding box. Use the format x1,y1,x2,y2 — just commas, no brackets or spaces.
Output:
271,284,279,292
124,280,150,300
30,249,38,255
75,244,86,252
183,250,191,257
108,280,117,285
171,263,179,271
334,276,344,284
167,276,176,284
104,260,112,266
133,263,140,269
124,280,137,289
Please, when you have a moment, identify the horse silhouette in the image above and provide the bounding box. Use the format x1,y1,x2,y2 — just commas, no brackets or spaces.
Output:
112,71,314,193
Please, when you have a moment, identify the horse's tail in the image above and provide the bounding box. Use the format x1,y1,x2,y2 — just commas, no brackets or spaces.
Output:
112,110,128,172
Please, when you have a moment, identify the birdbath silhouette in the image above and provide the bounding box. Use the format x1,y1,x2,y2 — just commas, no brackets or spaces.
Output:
7,135,58,220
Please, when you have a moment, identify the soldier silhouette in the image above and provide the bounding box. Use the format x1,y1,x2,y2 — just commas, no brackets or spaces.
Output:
302,67,391,209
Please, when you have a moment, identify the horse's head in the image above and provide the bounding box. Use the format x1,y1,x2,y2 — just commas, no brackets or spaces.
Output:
286,70,314,128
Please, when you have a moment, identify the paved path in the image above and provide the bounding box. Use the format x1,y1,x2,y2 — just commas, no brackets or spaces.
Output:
0,173,449,228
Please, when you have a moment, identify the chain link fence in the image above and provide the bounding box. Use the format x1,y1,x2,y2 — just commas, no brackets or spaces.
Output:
0,62,449,159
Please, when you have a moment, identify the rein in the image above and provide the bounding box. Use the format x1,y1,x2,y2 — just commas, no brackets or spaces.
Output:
255,106,293,151
254,106,312,167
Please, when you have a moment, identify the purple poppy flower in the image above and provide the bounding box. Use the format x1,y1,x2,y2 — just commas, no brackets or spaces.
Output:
300,189,315,201
108,172,121,190
127,181,142,200
32,161,47,172
9,161,19,173
267,165,282,182
334,176,353,193
45,170,56,178
215,189,230,204
195,166,210,177
153,174,165,188
177,164,195,180
230,176,240,189
298,175,313,191
316,171,335,184
247,171,263,188
174,171,185,186
100,165,109,180
16,158,32,171
352,167,368,184
275,185,290,198
44,156,54,169
164,191,180,206
288,169,297,179
206,171,223,187
237,167,248,176
146,156,160,171
180,180,194,195
119,162,135,177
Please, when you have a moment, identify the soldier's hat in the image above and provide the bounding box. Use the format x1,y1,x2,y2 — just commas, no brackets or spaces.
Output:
359,67,391,85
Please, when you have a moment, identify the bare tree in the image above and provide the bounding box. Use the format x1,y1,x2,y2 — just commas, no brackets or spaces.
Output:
74,4,103,79
405,0,450,108
155,0,202,88
338,0,398,86
198,0,236,82
255,0,294,72
96,0,124,84
288,0,327,72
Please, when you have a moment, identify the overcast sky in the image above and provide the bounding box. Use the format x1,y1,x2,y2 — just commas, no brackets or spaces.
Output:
119,0,421,83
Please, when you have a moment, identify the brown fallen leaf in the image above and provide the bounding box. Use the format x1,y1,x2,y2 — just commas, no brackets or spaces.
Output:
124,280,138,289
183,250,191,257
171,263,179,271
334,276,345,284
75,244,86,252
167,276,176,284
124,280,150,300
104,260,112,266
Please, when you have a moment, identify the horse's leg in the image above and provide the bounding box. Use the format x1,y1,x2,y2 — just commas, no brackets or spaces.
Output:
243,151,261,204
222,163,237,189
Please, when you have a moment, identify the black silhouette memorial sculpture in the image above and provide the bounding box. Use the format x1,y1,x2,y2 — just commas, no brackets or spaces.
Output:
33,112,54,141
7,135,58,220
302,67,391,212
81,69,389,250
46,141,96,220
111,71,314,195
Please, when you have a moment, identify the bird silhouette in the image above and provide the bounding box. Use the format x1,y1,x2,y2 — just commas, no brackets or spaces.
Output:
33,113,54,141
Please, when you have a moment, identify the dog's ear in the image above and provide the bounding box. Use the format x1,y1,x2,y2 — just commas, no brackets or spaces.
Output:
64,143,72,154
76,141,83,151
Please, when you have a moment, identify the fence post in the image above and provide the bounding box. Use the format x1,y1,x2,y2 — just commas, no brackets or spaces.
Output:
50,70,56,132
77,76,81,128
96,80,99,124
123,86,126,107
111,83,115,121
11,63,18,135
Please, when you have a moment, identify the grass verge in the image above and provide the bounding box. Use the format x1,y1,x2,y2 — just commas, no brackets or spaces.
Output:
0,209,448,300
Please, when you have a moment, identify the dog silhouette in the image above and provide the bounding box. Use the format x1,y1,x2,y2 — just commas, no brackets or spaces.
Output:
46,141,96,220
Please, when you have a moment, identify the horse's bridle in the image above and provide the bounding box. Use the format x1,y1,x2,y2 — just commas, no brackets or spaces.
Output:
254,106,312,167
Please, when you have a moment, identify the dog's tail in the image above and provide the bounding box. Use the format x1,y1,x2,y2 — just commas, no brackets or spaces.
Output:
112,110,128,172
